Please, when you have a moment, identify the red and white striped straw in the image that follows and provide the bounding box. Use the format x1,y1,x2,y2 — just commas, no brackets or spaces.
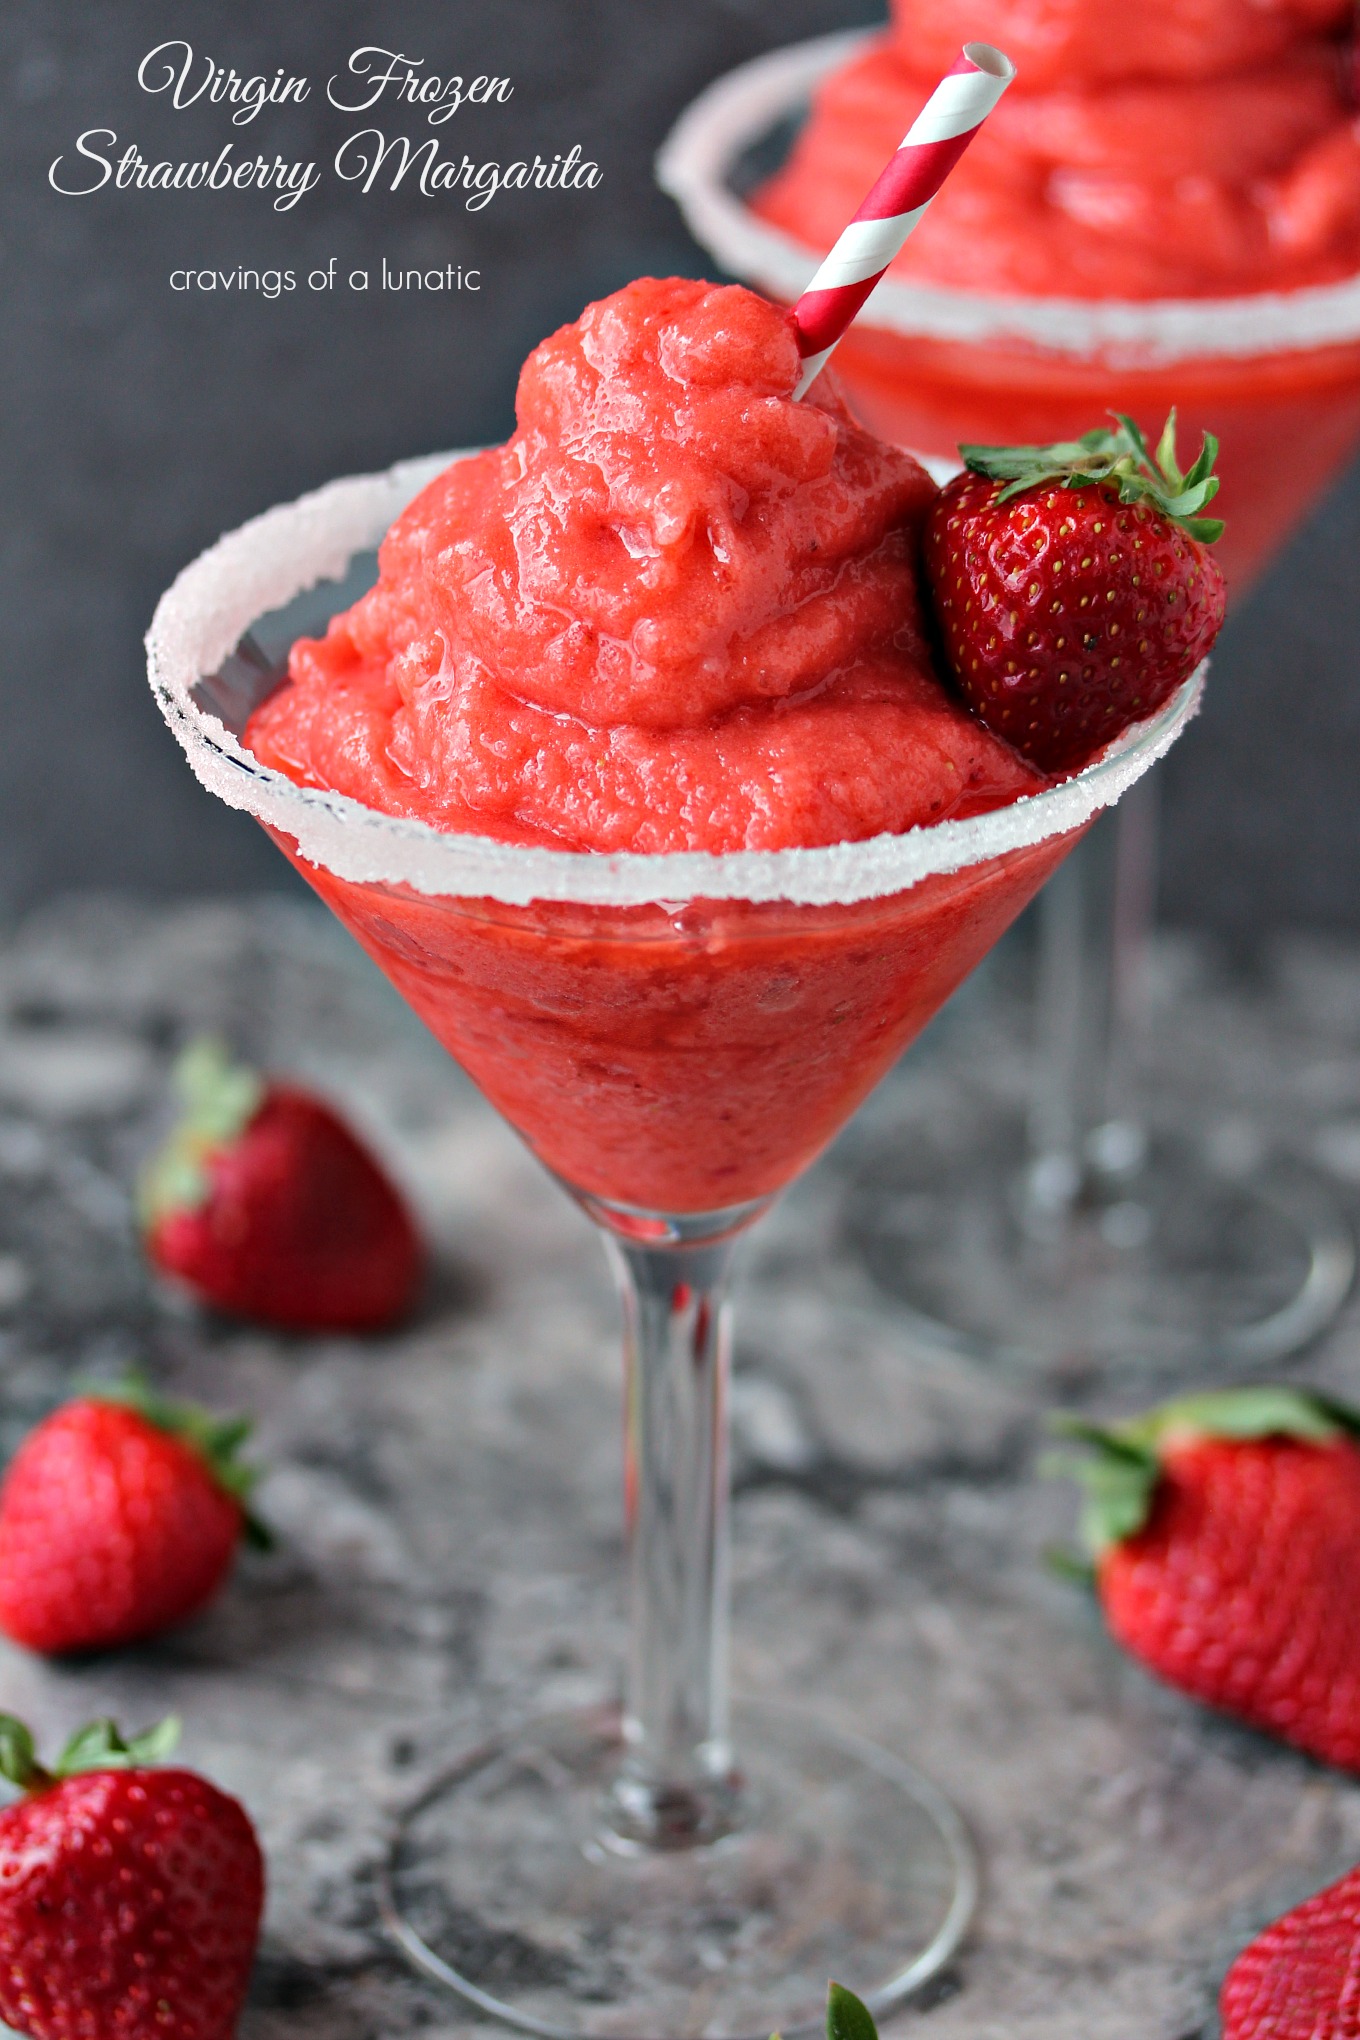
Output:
791,41,1016,398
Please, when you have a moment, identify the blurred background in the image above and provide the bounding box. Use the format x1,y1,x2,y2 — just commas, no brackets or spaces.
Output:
3,0,1358,938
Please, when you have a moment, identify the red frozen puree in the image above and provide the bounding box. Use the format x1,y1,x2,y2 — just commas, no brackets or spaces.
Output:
288,845,1074,1213
889,0,1351,91
247,278,1040,850
755,4,1360,298
247,278,1068,1214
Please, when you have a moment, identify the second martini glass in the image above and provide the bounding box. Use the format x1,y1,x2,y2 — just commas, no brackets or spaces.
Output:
147,454,1197,2038
659,31,1360,1376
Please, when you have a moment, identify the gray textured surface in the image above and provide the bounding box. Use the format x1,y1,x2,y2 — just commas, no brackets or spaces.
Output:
0,894,1358,2035
2,0,1360,934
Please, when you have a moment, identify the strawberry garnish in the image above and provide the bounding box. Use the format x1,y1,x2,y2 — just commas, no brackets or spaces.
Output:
141,1037,423,1333
1222,1860,1360,2040
1051,1386,1360,1771
0,1378,268,1655
924,412,1227,774
0,1714,263,2040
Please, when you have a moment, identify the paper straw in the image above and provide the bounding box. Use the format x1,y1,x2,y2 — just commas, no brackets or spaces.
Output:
791,42,1015,397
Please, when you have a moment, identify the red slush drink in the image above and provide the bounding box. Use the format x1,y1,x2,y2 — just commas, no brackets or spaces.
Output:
747,0,1360,592
271,850,1071,1214
245,280,1084,1213
144,276,1208,2040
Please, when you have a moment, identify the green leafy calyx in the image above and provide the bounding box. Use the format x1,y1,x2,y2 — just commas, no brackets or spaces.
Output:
1045,1386,1360,1555
959,410,1225,544
54,1717,182,1776
137,1036,265,1228
0,1714,180,1793
826,1983,879,2040
0,1717,42,1792
85,1374,272,1550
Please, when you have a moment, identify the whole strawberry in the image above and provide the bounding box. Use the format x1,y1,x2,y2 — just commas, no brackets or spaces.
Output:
0,1714,263,2040
925,412,1227,774
1053,1387,1360,1771
1221,1860,1360,2040
141,1037,423,1332
0,1379,267,1655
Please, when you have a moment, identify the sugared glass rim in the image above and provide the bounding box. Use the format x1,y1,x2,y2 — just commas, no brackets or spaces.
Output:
145,448,1201,909
656,28,1360,365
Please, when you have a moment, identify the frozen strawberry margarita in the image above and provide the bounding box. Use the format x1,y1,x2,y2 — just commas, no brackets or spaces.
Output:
736,1,1360,589
758,0,1360,299
241,280,1186,1215
148,270,1211,2038
248,278,1040,852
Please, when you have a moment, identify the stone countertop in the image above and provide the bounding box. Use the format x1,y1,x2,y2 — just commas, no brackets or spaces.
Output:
0,894,1359,2039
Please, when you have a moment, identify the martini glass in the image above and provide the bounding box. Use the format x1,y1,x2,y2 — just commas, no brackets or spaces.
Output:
659,30,1360,1376
147,453,1197,2037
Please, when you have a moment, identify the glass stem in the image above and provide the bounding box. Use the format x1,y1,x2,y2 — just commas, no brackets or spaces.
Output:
1025,780,1158,1224
603,1230,740,1850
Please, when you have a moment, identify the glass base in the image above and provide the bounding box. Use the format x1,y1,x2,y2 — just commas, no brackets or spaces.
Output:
379,1698,977,2040
844,1112,1353,1386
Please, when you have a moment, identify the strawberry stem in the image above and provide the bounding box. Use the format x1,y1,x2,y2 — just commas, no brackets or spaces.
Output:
1046,1386,1360,1554
1116,1384,1358,1453
81,1374,274,1550
958,409,1225,544
0,1715,180,1791
0,1716,49,1792
138,1036,265,1228
827,1983,879,2040
53,1716,181,1777
1043,1427,1160,1554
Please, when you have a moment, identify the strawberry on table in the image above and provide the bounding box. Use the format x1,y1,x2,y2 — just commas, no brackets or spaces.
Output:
0,1378,268,1655
0,1714,263,2040
1052,1386,1360,1772
1221,1860,1360,2040
924,412,1227,774
141,1036,423,1333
